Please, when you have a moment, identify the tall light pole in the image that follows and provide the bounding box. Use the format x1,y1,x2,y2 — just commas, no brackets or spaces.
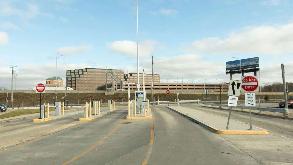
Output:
281,64,289,117
10,65,17,109
55,53,63,101
136,0,140,91
151,55,154,105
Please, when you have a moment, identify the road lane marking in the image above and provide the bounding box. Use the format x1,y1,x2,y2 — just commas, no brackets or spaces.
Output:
141,115,155,165
62,121,123,165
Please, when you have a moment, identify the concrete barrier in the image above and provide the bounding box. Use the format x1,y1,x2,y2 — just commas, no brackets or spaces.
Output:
33,103,51,123
127,99,152,120
79,102,93,122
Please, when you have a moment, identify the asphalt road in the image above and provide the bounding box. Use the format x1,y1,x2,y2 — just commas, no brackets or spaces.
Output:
0,107,259,165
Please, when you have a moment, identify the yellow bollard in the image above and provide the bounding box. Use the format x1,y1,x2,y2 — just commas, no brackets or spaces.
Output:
98,101,101,116
89,101,92,118
147,99,150,116
47,103,50,118
108,100,112,111
128,100,130,117
94,101,97,116
134,100,136,117
85,102,89,118
62,102,65,116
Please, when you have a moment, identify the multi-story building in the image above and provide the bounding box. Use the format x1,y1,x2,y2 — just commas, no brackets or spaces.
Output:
124,73,160,85
46,77,63,87
65,67,227,94
66,68,124,91
124,82,228,93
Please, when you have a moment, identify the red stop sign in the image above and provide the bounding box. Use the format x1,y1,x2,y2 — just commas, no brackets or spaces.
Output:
36,83,46,93
242,76,258,92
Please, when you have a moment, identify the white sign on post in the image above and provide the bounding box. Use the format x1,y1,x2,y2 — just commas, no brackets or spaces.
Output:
245,93,256,107
228,96,238,107
228,80,242,96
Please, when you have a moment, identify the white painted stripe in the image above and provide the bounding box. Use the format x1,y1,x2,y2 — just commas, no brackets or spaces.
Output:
242,82,258,86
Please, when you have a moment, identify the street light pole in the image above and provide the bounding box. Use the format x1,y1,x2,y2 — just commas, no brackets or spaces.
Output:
136,0,140,91
10,66,17,109
55,53,63,102
281,64,289,117
151,55,154,105
55,55,58,102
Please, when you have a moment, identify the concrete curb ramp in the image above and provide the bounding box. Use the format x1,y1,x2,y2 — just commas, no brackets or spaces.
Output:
126,115,153,120
167,107,269,135
79,111,112,122
33,118,51,123
79,118,93,122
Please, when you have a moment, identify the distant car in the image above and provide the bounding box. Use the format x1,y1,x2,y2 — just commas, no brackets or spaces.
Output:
279,96,293,108
0,104,8,112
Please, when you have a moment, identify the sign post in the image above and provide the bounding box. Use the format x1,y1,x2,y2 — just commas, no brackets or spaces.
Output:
35,83,46,119
226,80,241,130
242,76,259,130
226,57,260,130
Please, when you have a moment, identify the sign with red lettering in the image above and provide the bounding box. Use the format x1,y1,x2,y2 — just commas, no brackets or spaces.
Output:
242,76,258,92
36,83,46,93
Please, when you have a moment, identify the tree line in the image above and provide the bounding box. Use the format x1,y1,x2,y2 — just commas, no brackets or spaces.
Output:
261,83,293,92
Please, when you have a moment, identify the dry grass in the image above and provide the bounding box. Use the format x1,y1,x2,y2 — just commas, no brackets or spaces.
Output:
0,109,39,119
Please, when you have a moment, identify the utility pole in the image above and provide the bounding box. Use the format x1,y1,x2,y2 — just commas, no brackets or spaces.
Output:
142,69,146,100
55,53,63,102
219,83,222,109
55,55,58,102
136,0,140,91
10,66,17,109
181,77,183,93
151,55,154,105
281,64,289,117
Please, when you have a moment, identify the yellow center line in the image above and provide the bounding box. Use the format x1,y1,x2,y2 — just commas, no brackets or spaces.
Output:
141,115,155,165
62,121,123,165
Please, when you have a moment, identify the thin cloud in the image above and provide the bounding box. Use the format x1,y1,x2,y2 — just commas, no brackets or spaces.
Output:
190,23,293,55
262,0,285,6
0,22,21,31
110,40,157,58
0,63,90,89
153,54,224,82
159,8,177,16
0,32,8,45
0,2,40,20
150,8,178,16
57,45,91,55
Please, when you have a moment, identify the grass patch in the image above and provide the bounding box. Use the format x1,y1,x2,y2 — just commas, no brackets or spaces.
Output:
0,109,39,119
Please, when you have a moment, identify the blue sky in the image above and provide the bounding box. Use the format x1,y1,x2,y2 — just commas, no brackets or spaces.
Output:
0,0,293,89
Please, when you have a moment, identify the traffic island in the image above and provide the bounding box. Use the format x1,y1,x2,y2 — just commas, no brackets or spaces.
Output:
33,118,51,123
126,115,153,120
79,117,93,122
167,106,269,135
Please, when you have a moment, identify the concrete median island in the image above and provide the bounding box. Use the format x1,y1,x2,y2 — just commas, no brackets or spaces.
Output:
167,105,269,135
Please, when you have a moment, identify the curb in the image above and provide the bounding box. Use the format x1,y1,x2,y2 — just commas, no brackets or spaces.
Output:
200,104,292,120
167,106,269,135
79,118,93,122
126,115,153,120
32,118,51,123
79,111,113,122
